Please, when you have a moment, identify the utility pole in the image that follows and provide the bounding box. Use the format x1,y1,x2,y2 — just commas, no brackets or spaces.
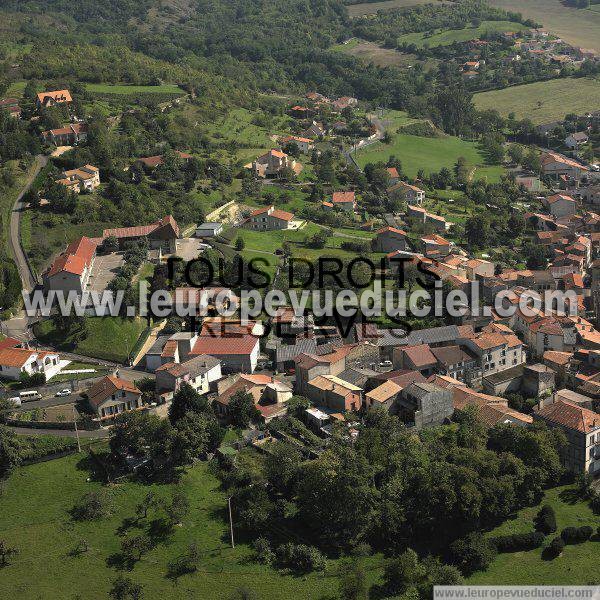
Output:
228,497,235,549
72,404,81,453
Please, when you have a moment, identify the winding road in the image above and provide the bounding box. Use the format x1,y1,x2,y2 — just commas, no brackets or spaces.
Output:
9,154,47,293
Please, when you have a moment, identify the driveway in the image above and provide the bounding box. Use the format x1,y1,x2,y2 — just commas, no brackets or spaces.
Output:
175,238,205,262
87,252,125,292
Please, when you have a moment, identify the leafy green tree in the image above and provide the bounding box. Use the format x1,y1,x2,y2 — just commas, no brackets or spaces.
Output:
383,549,427,596
228,390,261,428
339,561,369,600
264,441,302,494
168,383,208,424
450,532,497,575
121,533,152,563
109,576,143,600
0,540,18,566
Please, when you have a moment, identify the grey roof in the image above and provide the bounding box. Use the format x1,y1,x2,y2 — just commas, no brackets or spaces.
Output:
158,353,221,377
147,335,170,355
379,325,463,348
482,364,524,385
403,382,442,399
338,367,378,389
197,222,222,229
274,338,318,363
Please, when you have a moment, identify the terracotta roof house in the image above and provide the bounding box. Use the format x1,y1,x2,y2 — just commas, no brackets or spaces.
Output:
374,226,408,253
0,348,61,381
136,151,192,169
85,375,142,420
56,165,100,194
280,136,314,153
386,167,400,184
247,149,302,178
306,374,362,413
215,374,292,422
43,236,98,294
535,399,600,474
102,215,180,252
330,191,356,212
389,181,425,205
544,193,577,218
244,206,294,231
42,123,88,146
421,234,451,257
393,344,438,374
0,97,20,118
36,89,72,108
541,151,588,180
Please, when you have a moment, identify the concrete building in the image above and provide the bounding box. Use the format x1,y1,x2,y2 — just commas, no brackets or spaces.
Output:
156,354,222,398
396,382,454,429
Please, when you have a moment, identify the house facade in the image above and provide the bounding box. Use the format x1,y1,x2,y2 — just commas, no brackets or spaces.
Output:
0,348,61,381
56,165,100,193
43,236,97,294
85,375,142,421
244,206,294,230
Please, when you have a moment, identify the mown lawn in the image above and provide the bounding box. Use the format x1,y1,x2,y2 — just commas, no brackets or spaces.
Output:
397,20,527,48
474,77,600,123
34,317,147,363
0,455,384,599
354,133,504,181
468,485,600,585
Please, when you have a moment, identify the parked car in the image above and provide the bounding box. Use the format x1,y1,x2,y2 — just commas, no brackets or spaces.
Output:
7,396,22,407
19,390,41,401
379,360,392,368
55,389,71,397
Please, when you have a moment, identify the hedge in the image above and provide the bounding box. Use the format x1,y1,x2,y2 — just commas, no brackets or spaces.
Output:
491,531,545,553
560,526,594,545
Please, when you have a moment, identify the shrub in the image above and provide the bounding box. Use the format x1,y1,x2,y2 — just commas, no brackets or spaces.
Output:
492,531,545,553
534,505,557,534
590,494,600,515
561,526,593,545
275,542,325,573
545,536,565,559
168,542,200,577
252,537,274,565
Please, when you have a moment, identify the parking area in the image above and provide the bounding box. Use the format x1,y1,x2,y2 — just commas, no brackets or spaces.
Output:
87,253,125,292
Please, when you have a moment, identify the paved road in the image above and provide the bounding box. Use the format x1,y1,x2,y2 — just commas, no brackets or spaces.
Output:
9,154,47,293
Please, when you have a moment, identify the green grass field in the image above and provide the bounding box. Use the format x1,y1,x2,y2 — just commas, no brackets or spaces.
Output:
34,317,147,363
468,485,600,585
488,0,600,51
0,454,383,599
397,20,527,48
474,77,600,123
84,83,184,95
346,0,448,17
354,133,504,181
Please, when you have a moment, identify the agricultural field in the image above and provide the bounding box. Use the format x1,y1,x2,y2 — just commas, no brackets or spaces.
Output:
0,454,384,599
474,77,600,123
468,485,600,585
354,132,504,181
397,20,528,48
346,0,448,17
488,0,600,51
84,83,184,95
33,317,148,364
332,39,419,68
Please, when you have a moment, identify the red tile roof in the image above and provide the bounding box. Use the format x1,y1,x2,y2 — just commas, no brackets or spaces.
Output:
377,226,406,236
249,206,294,221
0,337,21,351
37,89,72,104
191,335,259,356
102,215,179,240
332,191,355,204
537,399,600,433
86,376,141,408
47,236,97,278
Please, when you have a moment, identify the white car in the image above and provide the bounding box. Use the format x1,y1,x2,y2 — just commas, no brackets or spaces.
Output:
7,396,22,407
55,389,71,397
379,360,392,368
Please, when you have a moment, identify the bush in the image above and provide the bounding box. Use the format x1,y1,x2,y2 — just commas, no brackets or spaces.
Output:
252,537,274,565
561,526,593,545
168,542,200,577
275,542,326,573
450,533,497,575
534,505,557,534
492,531,545,553
545,536,565,559
590,494,600,515
71,489,113,521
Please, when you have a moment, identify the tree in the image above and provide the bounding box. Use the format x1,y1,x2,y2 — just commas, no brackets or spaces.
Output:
464,215,491,250
264,441,302,493
168,383,209,424
450,532,496,575
71,489,113,521
522,149,541,174
534,504,557,534
339,561,369,600
109,575,143,600
507,145,524,165
121,534,152,563
170,412,212,465
228,390,260,428
166,488,189,526
168,542,201,577
383,549,427,595
103,235,119,253
135,492,159,521
235,237,245,251
0,540,18,566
